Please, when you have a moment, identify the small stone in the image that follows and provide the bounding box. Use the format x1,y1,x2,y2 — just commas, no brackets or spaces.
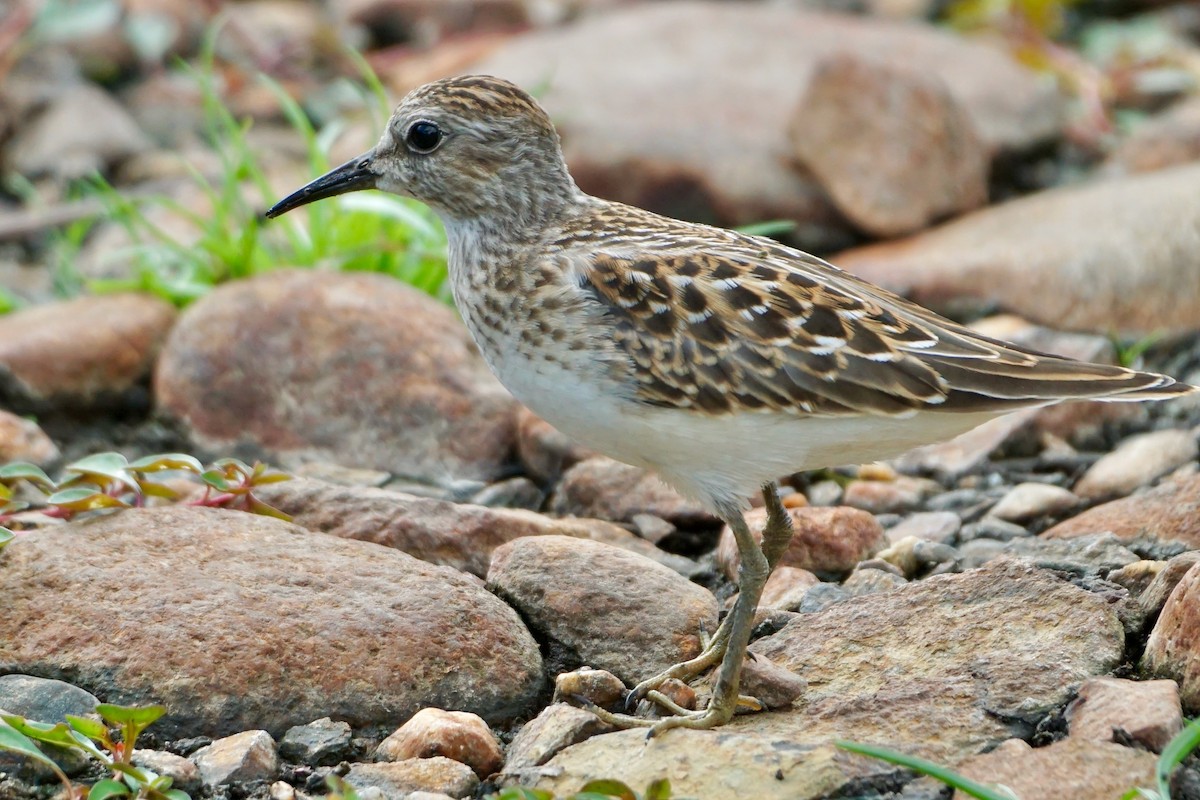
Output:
279,717,352,766
885,511,961,545
805,480,843,507
377,709,501,780
857,463,897,482
504,704,613,774
515,408,595,484
957,538,1008,569
0,411,59,465
653,679,697,713
1045,471,1200,548
1143,561,1200,710
192,730,279,787
990,483,1078,523
269,780,295,800
951,737,1154,800
912,541,960,573
1075,429,1198,500
487,535,718,683
132,750,201,794
0,674,98,723
1139,552,1200,622
959,516,1030,542
717,505,886,578
0,294,176,411
1108,560,1166,598
469,478,544,510
874,536,921,577
1002,533,1139,578
1066,677,1182,752
346,758,478,799
760,566,821,611
798,582,851,613
739,657,806,710
842,476,940,514
629,513,675,545
842,567,908,596
551,456,716,527
553,668,626,710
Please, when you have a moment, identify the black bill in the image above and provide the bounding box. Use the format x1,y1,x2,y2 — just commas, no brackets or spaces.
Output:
265,153,377,218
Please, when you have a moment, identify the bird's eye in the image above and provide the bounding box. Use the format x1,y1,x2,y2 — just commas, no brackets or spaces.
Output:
405,121,443,154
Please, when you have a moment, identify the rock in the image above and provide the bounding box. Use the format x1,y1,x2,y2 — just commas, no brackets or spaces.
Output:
1066,677,1182,752
515,407,595,484
836,163,1200,336
716,506,886,578
502,704,613,776
1138,552,1200,624
155,270,519,485
467,2,1061,243
468,477,543,510
1075,429,1197,500
1050,469,1200,548
1107,95,1200,174
952,737,1155,800
805,480,843,507
550,457,716,527
989,483,1078,523
345,758,478,800
1144,561,1200,711
552,668,626,710
960,517,1031,542
337,0,531,45
256,477,693,577
841,566,907,596
0,506,542,737
841,476,940,515
0,294,176,412
739,656,807,711
885,511,961,545
132,749,202,794
1001,533,1139,577
760,566,821,611
894,410,1038,479
0,674,98,722
192,730,279,788
9,83,152,180
278,718,353,766
377,709,502,780
957,538,1008,569
789,52,987,237
798,582,852,612
487,536,717,683
0,411,59,465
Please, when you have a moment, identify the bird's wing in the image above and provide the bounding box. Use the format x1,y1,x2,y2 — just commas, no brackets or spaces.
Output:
575,237,1187,418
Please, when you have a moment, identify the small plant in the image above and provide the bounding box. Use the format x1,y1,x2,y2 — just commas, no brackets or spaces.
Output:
485,779,675,800
0,702,186,800
0,452,291,530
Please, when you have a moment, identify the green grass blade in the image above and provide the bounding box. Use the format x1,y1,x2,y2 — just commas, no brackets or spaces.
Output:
1157,717,1200,798
835,740,1017,800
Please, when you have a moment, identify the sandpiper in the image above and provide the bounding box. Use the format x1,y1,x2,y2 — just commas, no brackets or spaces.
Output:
266,75,1195,734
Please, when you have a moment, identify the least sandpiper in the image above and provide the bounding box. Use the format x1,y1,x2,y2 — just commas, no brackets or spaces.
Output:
266,75,1195,733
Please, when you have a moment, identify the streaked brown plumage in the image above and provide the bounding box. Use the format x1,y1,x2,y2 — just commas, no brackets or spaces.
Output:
266,74,1195,735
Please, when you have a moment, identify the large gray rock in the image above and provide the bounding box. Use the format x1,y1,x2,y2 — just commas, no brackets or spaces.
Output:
0,506,543,737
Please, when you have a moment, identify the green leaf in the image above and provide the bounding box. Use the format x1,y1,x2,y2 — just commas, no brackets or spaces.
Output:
0,527,14,551
244,495,292,521
161,790,190,800
200,471,232,491
46,488,130,511
577,780,636,800
63,453,136,491
127,454,205,474
643,779,672,800
0,462,54,488
88,779,131,800
66,715,109,742
0,719,58,768
488,790,551,800
835,741,1016,800
0,714,81,749
1157,716,1200,798
96,704,166,728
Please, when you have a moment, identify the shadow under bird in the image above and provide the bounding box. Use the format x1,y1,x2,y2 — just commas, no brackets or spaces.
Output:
266,74,1196,734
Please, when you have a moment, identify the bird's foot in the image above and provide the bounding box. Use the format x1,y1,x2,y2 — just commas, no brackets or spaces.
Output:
622,618,731,712
574,689,762,737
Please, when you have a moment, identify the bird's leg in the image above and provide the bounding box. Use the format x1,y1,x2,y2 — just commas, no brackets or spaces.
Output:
624,483,793,712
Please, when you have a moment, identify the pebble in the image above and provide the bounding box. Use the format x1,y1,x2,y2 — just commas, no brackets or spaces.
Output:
1002,533,1140,577
959,517,1031,542
551,456,716,527
1065,677,1182,752
739,657,806,710
842,566,908,596
279,718,353,766
989,482,1078,523
132,749,202,794
0,674,98,723
468,477,544,510
885,511,961,545
716,505,886,578
552,668,626,710
1143,560,1200,710
377,709,502,780
841,476,940,514
1075,429,1198,500
0,411,59,465
804,480,843,507
345,758,478,800
503,704,613,776
950,737,1154,800
1045,471,1200,548
192,730,280,788
798,582,852,613
759,566,821,611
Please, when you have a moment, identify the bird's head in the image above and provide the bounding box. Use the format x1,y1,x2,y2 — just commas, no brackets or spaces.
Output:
266,75,579,228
